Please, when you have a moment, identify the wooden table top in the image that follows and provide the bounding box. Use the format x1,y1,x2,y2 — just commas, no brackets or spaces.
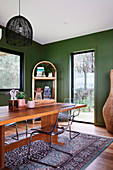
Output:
0,103,87,126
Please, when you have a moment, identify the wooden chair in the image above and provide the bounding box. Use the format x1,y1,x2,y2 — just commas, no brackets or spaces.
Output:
27,105,78,169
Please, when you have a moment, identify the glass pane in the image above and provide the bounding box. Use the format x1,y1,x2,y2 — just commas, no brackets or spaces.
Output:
0,52,20,89
73,51,95,123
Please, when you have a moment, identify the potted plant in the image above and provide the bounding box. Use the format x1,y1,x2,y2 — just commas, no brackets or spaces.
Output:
41,63,54,77
17,92,25,107
27,98,35,108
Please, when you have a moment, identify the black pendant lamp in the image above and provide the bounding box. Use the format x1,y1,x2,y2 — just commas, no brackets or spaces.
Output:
6,0,33,46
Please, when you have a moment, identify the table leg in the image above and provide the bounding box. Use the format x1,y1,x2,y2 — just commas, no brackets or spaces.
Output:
0,125,5,168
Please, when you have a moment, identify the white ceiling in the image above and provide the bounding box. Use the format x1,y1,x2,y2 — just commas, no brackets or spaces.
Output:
0,0,113,45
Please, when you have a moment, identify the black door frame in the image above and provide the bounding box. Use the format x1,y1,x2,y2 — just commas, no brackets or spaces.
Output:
71,50,95,124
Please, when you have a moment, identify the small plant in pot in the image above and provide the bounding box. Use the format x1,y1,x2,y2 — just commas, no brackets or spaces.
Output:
17,92,25,107
41,63,54,77
28,98,35,108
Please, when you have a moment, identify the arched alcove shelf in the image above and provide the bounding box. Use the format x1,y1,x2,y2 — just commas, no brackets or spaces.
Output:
32,61,57,103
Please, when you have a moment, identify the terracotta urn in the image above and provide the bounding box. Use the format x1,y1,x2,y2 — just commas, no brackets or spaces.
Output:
103,70,113,133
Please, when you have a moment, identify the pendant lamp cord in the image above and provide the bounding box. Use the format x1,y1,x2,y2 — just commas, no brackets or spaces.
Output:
19,0,20,16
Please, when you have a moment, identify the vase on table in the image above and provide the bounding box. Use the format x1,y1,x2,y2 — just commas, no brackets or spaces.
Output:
27,100,35,108
18,99,25,107
103,69,113,133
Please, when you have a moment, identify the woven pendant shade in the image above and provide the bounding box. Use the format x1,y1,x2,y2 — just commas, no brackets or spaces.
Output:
6,15,33,46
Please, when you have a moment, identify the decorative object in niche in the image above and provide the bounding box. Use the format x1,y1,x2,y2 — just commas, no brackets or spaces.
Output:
36,67,45,77
35,87,43,100
42,63,54,77
103,69,113,133
43,86,51,99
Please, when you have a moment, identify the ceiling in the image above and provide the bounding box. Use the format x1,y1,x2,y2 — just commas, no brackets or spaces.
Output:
0,0,113,45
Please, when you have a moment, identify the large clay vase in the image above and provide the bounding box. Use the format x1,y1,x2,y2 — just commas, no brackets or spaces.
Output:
103,70,113,133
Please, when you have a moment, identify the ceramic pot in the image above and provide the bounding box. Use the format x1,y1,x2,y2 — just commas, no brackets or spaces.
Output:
27,100,35,108
18,99,25,107
103,70,113,133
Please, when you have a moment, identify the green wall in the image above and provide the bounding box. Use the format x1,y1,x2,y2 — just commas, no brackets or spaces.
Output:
0,24,113,126
0,25,43,105
42,29,113,126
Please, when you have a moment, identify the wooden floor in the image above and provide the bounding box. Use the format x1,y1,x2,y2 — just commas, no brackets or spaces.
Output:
5,121,113,170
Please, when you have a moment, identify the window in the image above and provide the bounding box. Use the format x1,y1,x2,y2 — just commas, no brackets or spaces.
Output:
0,47,24,91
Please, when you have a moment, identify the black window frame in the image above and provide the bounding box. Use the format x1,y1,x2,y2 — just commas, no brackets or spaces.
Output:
0,47,24,92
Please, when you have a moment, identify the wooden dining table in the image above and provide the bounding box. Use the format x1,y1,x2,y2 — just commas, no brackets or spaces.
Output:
0,102,87,168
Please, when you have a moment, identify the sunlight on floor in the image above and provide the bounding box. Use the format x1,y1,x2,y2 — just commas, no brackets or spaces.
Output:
74,110,94,123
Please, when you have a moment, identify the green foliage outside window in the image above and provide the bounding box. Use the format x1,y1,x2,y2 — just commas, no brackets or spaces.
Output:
0,53,20,89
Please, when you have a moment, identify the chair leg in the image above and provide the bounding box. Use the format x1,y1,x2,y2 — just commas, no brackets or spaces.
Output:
28,143,73,169
15,123,19,140
66,129,80,139
58,153,77,168
25,120,28,137
29,157,58,168
50,134,52,146
27,132,58,168
50,145,75,168
11,123,19,140
50,145,73,156
27,132,33,158
68,118,80,139
27,132,74,169
69,125,72,139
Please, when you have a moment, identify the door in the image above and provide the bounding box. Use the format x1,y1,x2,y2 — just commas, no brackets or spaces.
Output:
71,50,95,123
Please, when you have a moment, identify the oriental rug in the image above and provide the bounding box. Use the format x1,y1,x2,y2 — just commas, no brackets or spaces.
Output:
5,131,113,170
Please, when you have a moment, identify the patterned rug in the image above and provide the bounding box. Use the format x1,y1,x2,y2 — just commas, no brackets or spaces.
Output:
5,131,113,170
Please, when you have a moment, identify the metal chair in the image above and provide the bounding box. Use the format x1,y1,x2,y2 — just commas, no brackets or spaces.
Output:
58,98,80,139
27,105,78,169
5,122,19,140
5,120,28,141
64,98,81,118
